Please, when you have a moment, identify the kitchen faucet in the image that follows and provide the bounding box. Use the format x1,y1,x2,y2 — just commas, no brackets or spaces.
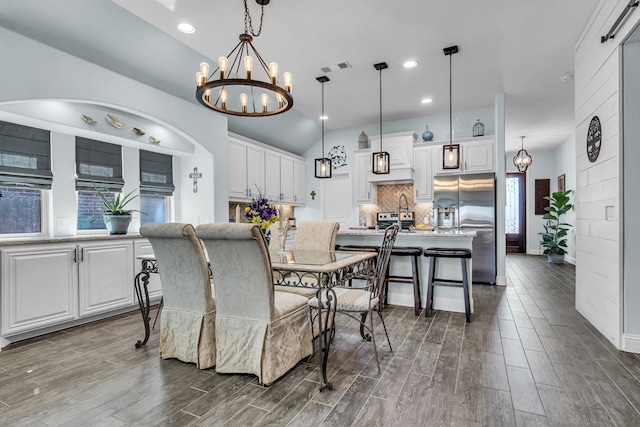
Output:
397,193,409,229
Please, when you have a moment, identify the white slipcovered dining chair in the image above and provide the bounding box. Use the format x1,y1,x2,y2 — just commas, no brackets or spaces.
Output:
195,223,313,385
308,224,399,373
140,223,216,369
292,221,339,251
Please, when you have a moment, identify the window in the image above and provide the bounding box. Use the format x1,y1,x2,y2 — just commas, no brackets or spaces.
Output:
76,137,123,231
0,120,52,235
139,150,174,225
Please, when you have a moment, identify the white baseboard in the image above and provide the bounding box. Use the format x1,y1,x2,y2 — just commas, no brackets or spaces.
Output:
387,293,474,314
622,334,640,353
495,276,506,286
527,249,542,256
565,256,576,265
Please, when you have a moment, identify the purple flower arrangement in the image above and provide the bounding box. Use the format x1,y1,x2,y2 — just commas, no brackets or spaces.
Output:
244,193,279,233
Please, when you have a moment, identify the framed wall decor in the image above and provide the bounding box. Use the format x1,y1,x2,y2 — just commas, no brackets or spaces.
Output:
587,115,602,163
558,174,565,192
535,178,550,215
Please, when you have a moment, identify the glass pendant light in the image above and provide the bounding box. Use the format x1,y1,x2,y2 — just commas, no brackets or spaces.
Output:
442,45,460,169
372,62,390,174
513,136,533,172
314,76,332,179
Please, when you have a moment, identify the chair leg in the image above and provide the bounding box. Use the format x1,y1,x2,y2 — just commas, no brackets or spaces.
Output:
411,256,421,316
369,309,381,373
461,258,471,323
426,256,436,317
360,312,370,341
375,308,393,352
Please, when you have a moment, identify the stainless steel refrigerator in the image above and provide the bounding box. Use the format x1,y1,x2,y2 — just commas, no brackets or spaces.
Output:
433,173,496,284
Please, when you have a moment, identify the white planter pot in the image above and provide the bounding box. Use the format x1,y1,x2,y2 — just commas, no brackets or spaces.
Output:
103,214,132,235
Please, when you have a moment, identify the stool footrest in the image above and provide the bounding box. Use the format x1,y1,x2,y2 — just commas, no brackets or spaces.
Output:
431,278,465,287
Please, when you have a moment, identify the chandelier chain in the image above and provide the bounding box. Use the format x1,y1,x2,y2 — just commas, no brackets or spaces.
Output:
244,0,265,37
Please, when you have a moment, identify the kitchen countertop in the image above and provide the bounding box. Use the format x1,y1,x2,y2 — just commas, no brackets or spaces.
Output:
0,233,146,246
338,229,476,238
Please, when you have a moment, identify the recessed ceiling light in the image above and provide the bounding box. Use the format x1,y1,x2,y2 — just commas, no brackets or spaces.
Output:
403,60,418,69
421,98,433,104
320,115,328,120
178,23,196,34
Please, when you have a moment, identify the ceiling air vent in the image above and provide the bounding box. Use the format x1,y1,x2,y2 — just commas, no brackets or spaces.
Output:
320,61,352,73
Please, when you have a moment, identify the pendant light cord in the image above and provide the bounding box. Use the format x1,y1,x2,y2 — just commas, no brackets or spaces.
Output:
449,52,453,148
379,67,383,151
321,81,325,157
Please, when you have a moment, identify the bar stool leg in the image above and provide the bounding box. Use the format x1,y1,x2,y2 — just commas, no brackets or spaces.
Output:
426,256,436,317
461,258,471,323
411,255,421,316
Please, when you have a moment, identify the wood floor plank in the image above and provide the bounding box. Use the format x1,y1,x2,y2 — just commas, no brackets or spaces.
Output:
506,366,545,416
481,352,509,391
502,338,529,368
524,350,561,387
517,327,545,352
319,375,378,426
514,410,549,426
481,387,516,426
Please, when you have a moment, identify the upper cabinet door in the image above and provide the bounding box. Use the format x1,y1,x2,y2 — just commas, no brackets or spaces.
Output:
355,152,376,204
280,156,295,204
264,151,281,202
293,159,306,205
246,145,266,198
228,139,248,200
414,145,434,202
463,139,494,173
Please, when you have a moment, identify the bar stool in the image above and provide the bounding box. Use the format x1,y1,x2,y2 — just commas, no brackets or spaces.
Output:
384,247,423,316
423,247,472,322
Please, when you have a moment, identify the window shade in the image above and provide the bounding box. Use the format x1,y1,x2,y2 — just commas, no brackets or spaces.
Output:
0,120,52,189
139,150,174,196
75,137,124,191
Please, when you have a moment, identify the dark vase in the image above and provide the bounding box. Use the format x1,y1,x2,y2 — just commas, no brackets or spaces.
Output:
422,125,433,142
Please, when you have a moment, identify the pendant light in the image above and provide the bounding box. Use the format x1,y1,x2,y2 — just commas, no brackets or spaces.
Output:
372,62,390,174
513,136,533,172
314,76,332,179
442,45,460,169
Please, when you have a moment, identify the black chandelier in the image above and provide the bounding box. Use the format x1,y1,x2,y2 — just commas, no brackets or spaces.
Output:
195,0,293,117
513,136,533,172
314,76,331,179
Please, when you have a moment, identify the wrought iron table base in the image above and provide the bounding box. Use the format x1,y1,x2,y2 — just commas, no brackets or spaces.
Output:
134,258,158,348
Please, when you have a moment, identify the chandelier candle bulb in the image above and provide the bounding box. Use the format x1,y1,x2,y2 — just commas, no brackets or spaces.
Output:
220,89,227,109
283,72,292,92
261,93,268,112
196,72,205,86
269,62,278,84
240,93,248,113
218,56,228,79
244,56,253,79
277,93,283,108
200,62,210,78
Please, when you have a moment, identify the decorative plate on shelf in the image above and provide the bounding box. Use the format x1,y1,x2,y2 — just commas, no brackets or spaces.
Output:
133,127,145,136
149,136,161,144
81,114,97,126
105,114,124,129
329,145,347,169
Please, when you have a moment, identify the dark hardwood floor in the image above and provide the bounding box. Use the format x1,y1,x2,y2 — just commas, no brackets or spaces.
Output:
2,254,640,426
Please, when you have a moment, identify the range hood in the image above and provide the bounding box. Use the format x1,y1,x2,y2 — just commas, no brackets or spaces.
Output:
367,131,416,183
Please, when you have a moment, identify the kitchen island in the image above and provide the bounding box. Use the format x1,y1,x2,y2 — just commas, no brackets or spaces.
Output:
336,229,476,315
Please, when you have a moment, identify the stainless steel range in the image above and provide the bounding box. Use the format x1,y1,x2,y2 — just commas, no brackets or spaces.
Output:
377,212,415,230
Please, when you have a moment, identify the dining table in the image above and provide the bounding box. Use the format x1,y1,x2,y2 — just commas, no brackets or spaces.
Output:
133,249,377,390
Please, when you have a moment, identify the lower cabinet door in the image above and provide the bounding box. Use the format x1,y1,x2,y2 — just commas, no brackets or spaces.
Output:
1,244,78,336
78,241,134,317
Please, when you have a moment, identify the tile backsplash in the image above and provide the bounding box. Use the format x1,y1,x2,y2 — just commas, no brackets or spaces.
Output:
359,183,433,226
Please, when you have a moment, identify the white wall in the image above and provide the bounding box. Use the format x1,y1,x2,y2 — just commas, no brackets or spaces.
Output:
573,0,640,349
0,26,228,227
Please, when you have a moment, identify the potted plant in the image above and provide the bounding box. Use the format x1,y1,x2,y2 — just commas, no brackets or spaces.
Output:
539,190,573,263
93,183,140,235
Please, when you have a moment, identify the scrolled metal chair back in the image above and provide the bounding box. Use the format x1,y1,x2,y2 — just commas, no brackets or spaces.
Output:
371,224,399,299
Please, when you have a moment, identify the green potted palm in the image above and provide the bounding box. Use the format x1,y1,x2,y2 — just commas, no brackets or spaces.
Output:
539,190,573,263
93,183,140,235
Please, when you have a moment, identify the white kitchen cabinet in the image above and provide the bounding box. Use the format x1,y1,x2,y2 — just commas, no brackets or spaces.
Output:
264,151,281,202
293,158,306,205
280,156,295,203
414,145,434,202
228,138,249,200
228,138,266,201
1,244,78,336
355,151,377,204
435,137,495,175
78,241,134,317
